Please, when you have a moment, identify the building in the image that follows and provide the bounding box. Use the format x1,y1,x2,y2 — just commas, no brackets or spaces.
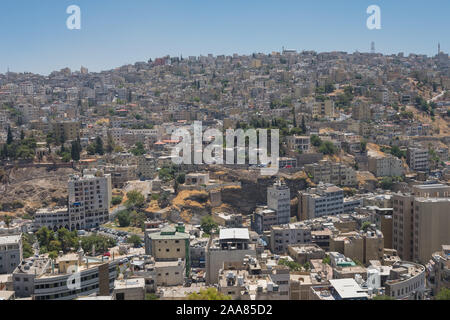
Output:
393,184,450,263
137,155,156,180
352,101,371,121
310,278,369,300
304,160,357,186
145,224,190,277
205,228,256,284
113,278,145,300
0,234,22,274
68,169,112,231
407,147,429,171
13,251,120,300
312,100,335,119
33,207,69,231
52,121,81,142
426,245,450,297
384,261,426,300
287,244,325,265
286,136,310,153
267,180,291,225
368,155,404,177
330,230,384,265
252,207,277,235
298,183,344,221
270,223,312,254
213,213,243,228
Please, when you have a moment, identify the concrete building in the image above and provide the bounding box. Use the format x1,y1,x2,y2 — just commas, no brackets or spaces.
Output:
368,155,404,177
407,147,429,172
145,224,190,277
298,183,344,221
0,234,22,274
287,244,325,265
286,135,310,153
270,223,312,254
304,160,357,186
137,155,156,180
155,260,185,286
384,261,426,300
68,169,112,230
426,245,450,297
267,180,291,225
393,184,450,263
205,228,256,284
113,278,146,300
13,252,120,300
33,207,69,231
52,120,81,142
252,207,277,235
310,278,369,300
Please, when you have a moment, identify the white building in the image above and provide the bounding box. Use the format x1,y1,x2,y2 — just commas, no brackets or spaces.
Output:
68,169,112,230
267,180,291,225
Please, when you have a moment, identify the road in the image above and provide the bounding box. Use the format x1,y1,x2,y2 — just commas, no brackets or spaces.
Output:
427,90,446,104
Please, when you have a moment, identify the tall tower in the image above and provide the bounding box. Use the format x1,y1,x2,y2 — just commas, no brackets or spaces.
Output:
370,41,375,54
438,42,441,55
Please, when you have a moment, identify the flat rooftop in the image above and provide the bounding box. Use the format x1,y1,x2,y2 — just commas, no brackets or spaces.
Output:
219,228,249,241
0,234,21,245
329,279,368,299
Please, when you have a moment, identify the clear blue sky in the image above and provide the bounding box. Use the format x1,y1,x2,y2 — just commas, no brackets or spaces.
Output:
0,0,448,75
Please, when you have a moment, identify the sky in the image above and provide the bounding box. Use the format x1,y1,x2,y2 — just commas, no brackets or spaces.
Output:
0,0,448,75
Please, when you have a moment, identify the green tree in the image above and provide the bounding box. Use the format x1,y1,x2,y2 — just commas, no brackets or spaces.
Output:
310,135,322,147
117,210,131,227
127,235,143,248
373,295,394,300
125,190,146,209
361,221,372,232
319,141,337,155
187,288,231,300
112,196,123,206
436,288,450,300
7,127,13,145
71,140,81,161
201,215,218,235
95,136,104,155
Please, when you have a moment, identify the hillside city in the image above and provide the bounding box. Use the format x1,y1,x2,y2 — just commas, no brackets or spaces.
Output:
0,48,449,301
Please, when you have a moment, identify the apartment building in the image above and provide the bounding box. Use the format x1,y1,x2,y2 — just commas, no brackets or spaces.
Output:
137,155,156,180
267,180,291,225
407,147,429,171
270,223,312,254
0,235,23,274
304,160,357,186
286,135,310,153
352,101,372,121
205,228,256,285
68,169,112,231
312,100,335,119
252,207,278,235
426,245,450,297
298,184,344,221
33,207,70,231
393,184,450,263
52,120,81,142
368,155,404,177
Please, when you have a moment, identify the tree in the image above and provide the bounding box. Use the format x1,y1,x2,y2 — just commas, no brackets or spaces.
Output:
95,136,104,155
292,108,297,127
117,210,131,227
436,288,450,300
310,135,322,147
127,235,143,248
71,140,81,161
106,133,114,154
125,190,145,209
200,215,218,235
176,173,186,184
187,288,231,300
20,130,25,140
131,142,145,156
373,295,394,300
380,177,394,190
319,141,337,155
301,116,307,133
361,221,372,232
7,127,13,145
112,196,123,206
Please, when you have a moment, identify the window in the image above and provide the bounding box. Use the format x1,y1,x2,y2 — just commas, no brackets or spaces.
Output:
116,292,125,300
